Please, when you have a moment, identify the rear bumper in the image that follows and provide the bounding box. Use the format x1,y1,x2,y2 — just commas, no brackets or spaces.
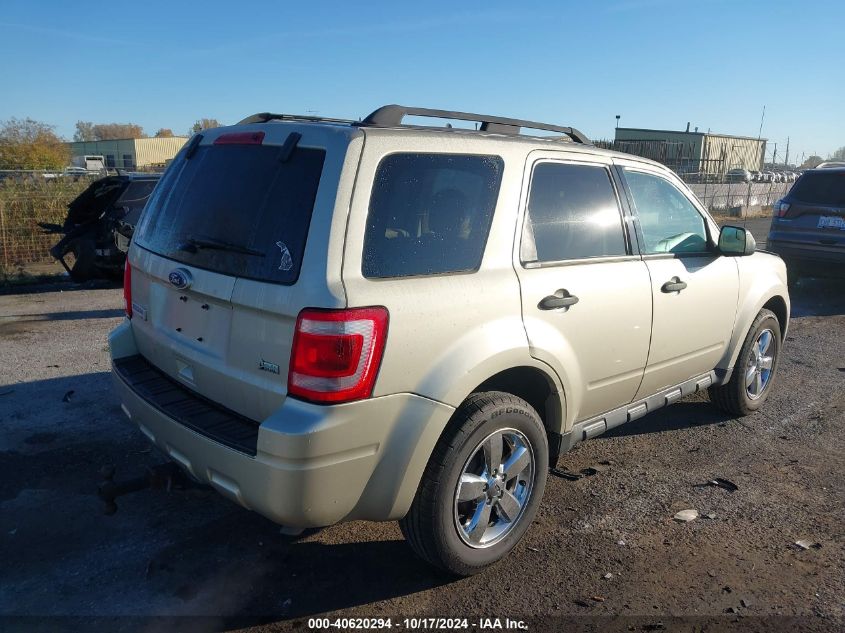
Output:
767,239,845,277
108,320,455,527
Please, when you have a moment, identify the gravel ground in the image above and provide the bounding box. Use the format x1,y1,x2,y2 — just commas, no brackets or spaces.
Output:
1,270,843,633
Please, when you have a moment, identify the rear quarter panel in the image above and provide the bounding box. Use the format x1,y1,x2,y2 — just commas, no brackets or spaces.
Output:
340,131,565,414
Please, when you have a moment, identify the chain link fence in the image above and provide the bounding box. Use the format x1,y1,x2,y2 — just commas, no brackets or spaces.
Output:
0,172,95,279
684,180,790,215
0,160,795,282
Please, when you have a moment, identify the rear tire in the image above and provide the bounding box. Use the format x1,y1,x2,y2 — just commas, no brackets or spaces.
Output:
709,308,781,416
400,391,548,576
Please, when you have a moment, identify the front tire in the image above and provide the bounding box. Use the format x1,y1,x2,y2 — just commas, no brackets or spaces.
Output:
400,391,548,576
709,308,782,416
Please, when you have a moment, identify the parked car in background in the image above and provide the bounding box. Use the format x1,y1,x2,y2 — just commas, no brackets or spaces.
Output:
70,154,107,172
762,171,775,183
726,168,752,183
40,173,160,281
768,166,845,285
109,104,790,575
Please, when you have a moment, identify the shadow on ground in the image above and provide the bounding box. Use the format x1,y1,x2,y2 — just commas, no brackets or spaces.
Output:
603,400,732,439
2,309,124,321
789,277,845,317
0,278,120,297
0,372,454,622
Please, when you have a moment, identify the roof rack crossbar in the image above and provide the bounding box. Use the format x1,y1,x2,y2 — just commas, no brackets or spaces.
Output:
237,112,357,126
359,104,590,144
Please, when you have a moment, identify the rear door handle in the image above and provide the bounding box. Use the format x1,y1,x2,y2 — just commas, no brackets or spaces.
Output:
538,290,579,310
661,277,687,293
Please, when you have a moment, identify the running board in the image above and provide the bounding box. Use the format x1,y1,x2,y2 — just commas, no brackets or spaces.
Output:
562,371,719,452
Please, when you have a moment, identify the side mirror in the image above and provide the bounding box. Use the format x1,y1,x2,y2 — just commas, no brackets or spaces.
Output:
719,225,756,256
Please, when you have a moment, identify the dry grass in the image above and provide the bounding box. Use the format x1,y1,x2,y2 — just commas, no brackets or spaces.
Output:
0,175,91,279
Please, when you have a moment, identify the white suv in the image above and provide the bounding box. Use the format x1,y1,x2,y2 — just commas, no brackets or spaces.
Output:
110,105,789,575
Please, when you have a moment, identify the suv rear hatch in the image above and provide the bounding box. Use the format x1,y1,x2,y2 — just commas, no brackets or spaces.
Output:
771,169,845,256
127,124,354,422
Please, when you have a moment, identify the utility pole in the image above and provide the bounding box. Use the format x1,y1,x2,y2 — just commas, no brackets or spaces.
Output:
771,143,777,168
757,105,766,140
784,137,790,167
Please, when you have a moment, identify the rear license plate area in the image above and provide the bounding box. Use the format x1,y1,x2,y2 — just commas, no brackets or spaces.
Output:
817,216,845,230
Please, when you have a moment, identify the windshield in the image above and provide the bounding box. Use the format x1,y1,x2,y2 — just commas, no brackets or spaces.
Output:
134,142,326,284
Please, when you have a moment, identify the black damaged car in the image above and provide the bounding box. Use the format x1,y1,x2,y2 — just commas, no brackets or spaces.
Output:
40,174,159,282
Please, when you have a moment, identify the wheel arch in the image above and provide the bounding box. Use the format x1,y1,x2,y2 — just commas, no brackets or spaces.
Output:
384,360,566,520
762,294,788,338
472,366,565,465
721,289,790,371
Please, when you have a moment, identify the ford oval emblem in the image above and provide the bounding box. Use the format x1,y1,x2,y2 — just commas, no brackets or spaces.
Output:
168,268,192,290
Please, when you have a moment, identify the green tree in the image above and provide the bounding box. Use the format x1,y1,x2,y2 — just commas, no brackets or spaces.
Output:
799,155,824,169
830,146,845,161
190,118,222,134
74,120,96,142
0,118,70,169
154,128,175,138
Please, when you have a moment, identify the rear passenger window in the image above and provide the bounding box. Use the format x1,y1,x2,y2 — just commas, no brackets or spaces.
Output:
362,153,504,279
521,162,627,263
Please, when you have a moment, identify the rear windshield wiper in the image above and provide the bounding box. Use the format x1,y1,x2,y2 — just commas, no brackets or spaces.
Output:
179,235,266,257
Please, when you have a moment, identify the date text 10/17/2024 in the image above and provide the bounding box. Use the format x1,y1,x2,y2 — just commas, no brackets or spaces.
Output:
307,617,529,630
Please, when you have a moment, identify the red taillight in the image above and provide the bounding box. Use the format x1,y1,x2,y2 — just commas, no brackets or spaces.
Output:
213,131,265,145
775,200,791,217
123,259,132,319
288,307,389,404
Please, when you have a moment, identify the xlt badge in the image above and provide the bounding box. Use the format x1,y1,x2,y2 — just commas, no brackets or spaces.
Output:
259,359,280,374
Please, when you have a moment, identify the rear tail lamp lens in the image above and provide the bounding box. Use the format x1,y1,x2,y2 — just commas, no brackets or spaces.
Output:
775,200,791,217
288,307,389,404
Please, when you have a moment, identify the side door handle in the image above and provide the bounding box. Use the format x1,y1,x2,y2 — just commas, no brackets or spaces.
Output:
661,277,688,293
538,290,579,310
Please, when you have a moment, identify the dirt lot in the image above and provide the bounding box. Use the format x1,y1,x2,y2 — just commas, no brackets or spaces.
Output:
1,269,843,632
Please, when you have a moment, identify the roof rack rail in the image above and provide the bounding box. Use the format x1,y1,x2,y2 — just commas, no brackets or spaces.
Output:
359,104,590,144
237,112,356,126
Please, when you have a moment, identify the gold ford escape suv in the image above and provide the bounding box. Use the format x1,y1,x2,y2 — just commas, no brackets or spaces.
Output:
110,105,790,575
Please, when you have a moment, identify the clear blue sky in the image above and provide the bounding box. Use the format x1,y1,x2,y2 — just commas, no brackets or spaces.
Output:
1,0,841,163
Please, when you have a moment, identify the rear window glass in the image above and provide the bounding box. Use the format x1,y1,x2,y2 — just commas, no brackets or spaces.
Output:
790,172,845,206
118,180,158,224
362,153,504,279
134,142,325,284
118,180,157,211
